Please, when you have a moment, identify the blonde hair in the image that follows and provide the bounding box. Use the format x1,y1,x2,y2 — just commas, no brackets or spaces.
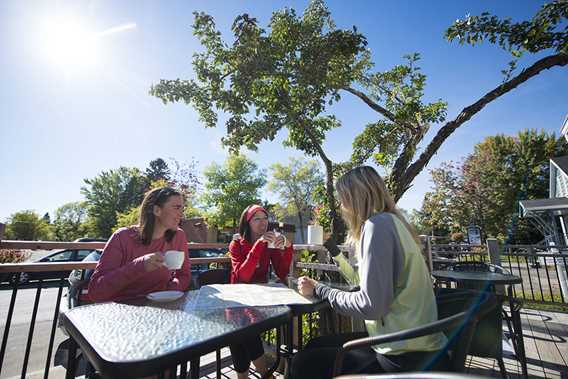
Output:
335,166,420,246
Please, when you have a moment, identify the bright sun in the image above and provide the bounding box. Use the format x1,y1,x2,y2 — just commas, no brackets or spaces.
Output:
40,15,135,72
42,18,100,70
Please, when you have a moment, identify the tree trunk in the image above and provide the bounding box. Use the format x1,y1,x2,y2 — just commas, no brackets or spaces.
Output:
298,119,345,240
297,209,306,243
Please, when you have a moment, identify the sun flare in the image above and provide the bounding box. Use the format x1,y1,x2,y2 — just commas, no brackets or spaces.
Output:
42,18,99,69
40,15,136,72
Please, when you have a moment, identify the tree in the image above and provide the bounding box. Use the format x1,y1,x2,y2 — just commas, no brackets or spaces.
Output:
151,0,568,239
145,158,171,182
268,158,323,243
418,163,462,236
81,167,149,238
420,129,568,242
201,154,266,229
53,201,90,241
5,210,53,241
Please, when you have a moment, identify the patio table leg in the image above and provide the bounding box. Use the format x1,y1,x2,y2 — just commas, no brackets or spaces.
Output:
189,358,200,379
507,286,528,379
179,361,187,379
264,327,282,379
65,338,78,379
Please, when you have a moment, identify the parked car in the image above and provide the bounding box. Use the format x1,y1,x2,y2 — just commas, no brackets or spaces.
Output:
1,238,106,285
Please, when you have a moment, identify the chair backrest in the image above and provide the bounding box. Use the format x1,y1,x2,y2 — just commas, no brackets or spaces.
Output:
436,288,501,360
197,268,230,287
333,290,496,376
451,261,489,272
67,250,101,309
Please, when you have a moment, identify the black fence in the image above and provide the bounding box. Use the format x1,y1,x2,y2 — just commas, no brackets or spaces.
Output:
432,243,568,305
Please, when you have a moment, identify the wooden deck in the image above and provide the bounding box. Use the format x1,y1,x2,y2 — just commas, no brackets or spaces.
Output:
30,309,568,379
466,307,568,378
199,308,568,379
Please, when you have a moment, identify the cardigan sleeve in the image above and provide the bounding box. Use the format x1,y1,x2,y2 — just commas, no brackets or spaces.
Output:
230,239,266,283
87,229,147,302
314,214,403,319
270,245,293,282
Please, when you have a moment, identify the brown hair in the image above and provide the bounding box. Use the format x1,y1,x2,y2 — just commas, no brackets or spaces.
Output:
238,204,268,244
138,187,182,245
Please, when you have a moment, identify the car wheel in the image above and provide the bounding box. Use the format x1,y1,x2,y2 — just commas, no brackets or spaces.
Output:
10,272,29,285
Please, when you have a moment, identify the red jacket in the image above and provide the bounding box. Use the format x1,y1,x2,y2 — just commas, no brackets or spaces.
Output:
88,227,191,302
229,238,293,284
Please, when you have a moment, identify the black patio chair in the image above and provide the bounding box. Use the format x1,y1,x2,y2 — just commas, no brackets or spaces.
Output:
332,290,497,377
443,261,523,378
54,251,101,378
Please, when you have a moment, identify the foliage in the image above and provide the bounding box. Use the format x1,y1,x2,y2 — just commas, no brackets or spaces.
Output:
5,210,54,241
268,158,323,242
82,167,149,238
145,158,171,182
420,129,568,242
115,206,141,231
201,154,266,228
0,249,30,263
150,1,568,239
446,1,568,80
53,201,91,241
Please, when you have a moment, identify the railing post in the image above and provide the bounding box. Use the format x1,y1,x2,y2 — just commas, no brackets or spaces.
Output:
420,235,432,273
486,238,501,266
486,238,504,295
0,222,5,241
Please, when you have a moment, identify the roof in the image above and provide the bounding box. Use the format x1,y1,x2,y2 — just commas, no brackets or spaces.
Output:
550,156,568,177
519,198,568,217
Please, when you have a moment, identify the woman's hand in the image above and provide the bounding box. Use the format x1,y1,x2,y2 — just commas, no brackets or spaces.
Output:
260,231,277,244
273,233,291,249
297,276,317,297
142,253,165,272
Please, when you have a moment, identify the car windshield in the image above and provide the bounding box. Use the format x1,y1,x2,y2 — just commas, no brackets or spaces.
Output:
45,251,74,262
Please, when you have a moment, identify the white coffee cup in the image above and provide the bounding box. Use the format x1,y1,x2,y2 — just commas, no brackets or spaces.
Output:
164,250,184,270
268,231,280,249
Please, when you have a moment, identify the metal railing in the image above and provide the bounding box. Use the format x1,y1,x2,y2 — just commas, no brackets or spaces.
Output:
431,242,568,305
0,240,328,378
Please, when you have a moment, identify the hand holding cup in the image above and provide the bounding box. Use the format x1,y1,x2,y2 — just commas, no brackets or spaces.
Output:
143,253,165,272
261,231,277,248
163,250,185,270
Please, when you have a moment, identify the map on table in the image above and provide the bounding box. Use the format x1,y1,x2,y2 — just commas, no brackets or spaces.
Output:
190,283,314,310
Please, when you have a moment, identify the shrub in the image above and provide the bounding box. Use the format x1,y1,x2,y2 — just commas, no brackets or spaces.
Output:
0,249,30,264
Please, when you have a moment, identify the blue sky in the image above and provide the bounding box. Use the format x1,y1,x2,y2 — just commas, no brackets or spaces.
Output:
1,0,566,222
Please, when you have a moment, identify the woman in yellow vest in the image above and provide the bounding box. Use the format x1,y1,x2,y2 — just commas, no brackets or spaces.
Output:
291,166,447,379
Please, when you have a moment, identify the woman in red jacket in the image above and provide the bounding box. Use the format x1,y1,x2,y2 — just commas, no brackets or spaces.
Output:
88,187,191,302
229,204,293,379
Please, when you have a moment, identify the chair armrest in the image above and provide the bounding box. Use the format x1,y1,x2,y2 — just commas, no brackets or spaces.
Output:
333,311,469,376
341,311,467,352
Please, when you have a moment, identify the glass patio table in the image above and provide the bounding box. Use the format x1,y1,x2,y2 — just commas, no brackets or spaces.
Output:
60,290,291,379
431,269,527,378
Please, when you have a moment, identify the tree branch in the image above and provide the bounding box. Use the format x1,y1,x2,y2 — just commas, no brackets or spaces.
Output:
344,87,398,124
344,87,419,133
396,53,568,201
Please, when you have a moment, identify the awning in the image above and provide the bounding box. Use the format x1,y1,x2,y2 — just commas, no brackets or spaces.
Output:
519,198,568,217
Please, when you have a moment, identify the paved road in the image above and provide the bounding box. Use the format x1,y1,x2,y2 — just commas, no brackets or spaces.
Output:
0,287,69,379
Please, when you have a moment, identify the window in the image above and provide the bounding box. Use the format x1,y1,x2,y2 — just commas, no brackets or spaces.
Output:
76,250,94,261
46,251,74,262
